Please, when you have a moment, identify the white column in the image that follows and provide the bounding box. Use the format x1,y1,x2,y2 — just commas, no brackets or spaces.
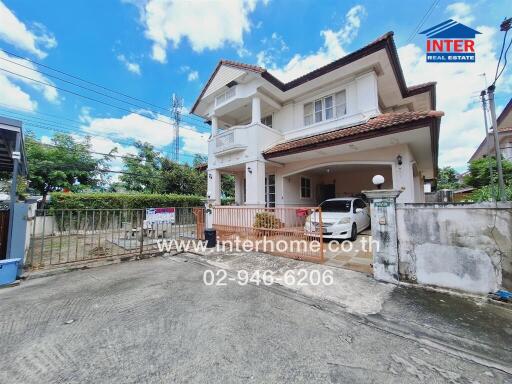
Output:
234,173,244,205
251,96,261,124
211,116,218,136
245,160,265,206
207,169,221,205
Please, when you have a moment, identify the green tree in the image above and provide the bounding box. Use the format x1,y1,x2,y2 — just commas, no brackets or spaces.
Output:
221,174,235,198
464,157,512,188
120,142,163,193
437,166,459,190
193,153,208,168
160,157,206,196
25,133,111,205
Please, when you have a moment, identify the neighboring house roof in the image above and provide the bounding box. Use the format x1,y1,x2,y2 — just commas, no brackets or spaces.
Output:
419,19,481,39
497,97,512,128
191,31,436,115
195,163,208,172
469,97,512,162
262,110,444,159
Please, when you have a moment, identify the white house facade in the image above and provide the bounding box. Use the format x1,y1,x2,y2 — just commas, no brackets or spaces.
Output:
191,32,443,207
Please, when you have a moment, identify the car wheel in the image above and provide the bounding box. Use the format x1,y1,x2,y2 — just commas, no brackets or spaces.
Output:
350,223,357,241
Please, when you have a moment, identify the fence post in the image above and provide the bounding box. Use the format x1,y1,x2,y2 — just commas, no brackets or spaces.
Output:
139,210,144,256
362,189,402,283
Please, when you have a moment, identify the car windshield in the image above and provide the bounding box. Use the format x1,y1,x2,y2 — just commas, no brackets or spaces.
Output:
320,200,351,212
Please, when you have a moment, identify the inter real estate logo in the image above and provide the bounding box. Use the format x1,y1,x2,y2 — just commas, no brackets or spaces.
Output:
420,19,481,63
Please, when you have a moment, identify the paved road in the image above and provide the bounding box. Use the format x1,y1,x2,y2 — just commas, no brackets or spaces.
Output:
0,255,511,383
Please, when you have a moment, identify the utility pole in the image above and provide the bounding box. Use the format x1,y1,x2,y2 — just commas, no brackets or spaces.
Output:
171,94,183,162
486,85,506,201
480,90,495,200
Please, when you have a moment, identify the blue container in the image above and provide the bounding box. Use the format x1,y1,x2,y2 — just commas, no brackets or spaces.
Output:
0,258,21,286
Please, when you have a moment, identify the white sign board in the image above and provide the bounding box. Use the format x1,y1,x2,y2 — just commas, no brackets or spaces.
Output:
145,207,175,224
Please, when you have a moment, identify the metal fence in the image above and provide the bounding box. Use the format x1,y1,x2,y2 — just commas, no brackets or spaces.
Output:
26,207,205,270
213,206,324,262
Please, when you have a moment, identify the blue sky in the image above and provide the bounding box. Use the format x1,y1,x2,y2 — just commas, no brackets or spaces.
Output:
0,0,510,172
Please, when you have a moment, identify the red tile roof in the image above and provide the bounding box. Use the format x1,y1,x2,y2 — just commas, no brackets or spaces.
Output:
263,111,444,158
191,31,437,115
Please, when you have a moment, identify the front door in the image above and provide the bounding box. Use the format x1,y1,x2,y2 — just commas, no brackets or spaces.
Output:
318,184,335,204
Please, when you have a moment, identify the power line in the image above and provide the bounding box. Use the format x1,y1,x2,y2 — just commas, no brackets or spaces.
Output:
0,47,206,124
0,66,207,130
405,0,440,45
0,53,207,126
21,122,200,161
0,109,203,161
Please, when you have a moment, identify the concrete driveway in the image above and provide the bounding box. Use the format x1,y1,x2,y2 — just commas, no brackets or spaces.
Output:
0,254,511,383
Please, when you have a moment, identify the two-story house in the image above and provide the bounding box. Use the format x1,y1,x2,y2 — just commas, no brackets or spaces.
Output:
191,32,443,207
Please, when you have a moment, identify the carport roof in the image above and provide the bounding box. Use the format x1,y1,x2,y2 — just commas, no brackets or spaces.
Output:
262,111,443,159
0,116,27,175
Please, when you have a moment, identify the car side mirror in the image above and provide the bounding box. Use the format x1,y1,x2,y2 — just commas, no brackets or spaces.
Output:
355,208,363,213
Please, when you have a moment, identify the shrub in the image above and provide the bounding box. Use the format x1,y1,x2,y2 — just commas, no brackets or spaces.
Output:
253,212,283,229
48,192,204,210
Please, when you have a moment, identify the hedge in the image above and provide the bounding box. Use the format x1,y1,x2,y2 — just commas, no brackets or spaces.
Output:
48,192,204,210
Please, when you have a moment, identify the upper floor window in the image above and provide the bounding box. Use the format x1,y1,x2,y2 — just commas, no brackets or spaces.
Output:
303,90,346,126
261,115,273,128
215,87,236,106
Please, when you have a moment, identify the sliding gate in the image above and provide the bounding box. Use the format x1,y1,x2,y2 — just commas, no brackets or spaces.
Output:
26,207,205,270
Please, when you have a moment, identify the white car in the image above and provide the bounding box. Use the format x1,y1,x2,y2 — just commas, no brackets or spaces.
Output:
305,198,370,240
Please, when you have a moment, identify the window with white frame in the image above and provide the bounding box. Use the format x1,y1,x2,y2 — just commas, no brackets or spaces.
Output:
300,177,311,199
215,88,236,106
303,90,346,126
261,115,273,128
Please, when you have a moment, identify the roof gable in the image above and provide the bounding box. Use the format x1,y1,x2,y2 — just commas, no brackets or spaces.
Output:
203,65,246,98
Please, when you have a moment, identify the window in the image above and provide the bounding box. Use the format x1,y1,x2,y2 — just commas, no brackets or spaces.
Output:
215,88,236,106
261,115,273,128
300,177,311,199
303,90,347,126
265,174,275,207
303,102,313,126
353,199,366,213
335,90,346,117
320,200,351,212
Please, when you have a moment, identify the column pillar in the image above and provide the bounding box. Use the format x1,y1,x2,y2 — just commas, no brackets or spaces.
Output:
234,173,244,205
245,160,265,206
207,169,221,206
251,96,261,124
211,116,218,136
362,189,402,283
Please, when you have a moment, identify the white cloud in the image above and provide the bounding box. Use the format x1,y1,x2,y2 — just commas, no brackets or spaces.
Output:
0,73,37,111
446,2,474,25
180,65,199,82
187,70,199,82
117,54,141,75
0,1,57,58
79,110,209,157
259,5,366,82
130,0,265,63
398,6,511,170
0,51,59,102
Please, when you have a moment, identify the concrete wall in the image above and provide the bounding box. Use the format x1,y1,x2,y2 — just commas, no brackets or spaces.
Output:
396,202,512,294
